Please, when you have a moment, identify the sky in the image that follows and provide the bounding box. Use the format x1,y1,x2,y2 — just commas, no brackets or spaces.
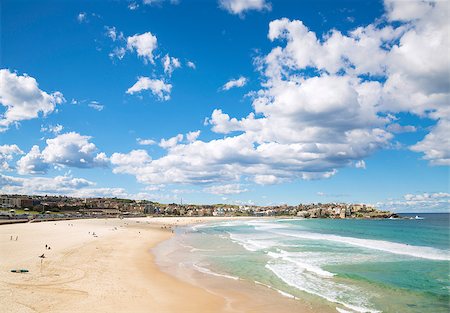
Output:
0,0,449,212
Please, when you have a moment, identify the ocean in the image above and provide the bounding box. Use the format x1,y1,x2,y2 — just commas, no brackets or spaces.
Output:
156,213,450,313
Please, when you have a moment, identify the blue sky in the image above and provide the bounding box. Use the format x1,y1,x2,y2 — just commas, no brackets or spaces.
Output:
1,0,449,212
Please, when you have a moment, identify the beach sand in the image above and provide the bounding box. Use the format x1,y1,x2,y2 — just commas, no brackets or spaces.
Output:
0,217,331,313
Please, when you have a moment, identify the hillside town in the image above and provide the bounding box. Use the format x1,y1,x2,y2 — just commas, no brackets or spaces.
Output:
0,194,396,223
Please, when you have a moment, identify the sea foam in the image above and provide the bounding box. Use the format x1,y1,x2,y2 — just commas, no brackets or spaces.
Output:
271,230,450,261
267,250,335,278
192,263,239,280
266,263,380,313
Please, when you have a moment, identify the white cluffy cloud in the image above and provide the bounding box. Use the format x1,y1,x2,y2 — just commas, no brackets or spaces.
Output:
40,124,64,135
105,26,124,42
204,184,248,195
88,101,104,111
0,172,139,199
410,119,450,166
109,47,127,60
162,54,181,76
186,130,201,143
127,32,158,64
109,0,449,188
159,134,183,149
0,173,93,194
386,123,417,134
137,138,157,146
17,132,108,175
186,61,196,69
379,192,450,213
0,145,23,171
222,76,248,90
105,28,188,100
219,0,271,16
127,77,172,101
0,69,65,132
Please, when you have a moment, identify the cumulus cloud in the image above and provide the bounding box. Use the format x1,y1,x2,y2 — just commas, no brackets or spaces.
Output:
16,132,108,174
0,69,65,132
253,175,280,185
0,172,138,199
222,76,248,90
127,32,158,64
186,130,200,143
0,173,94,194
127,77,172,101
0,144,23,171
261,0,449,166
109,47,127,60
219,0,271,16
386,123,417,134
410,118,450,165
355,160,366,169
109,0,449,188
162,54,181,76
40,124,64,135
187,61,196,69
109,132,344,186
137,138,156,146
88,101,104,111
110,149,152,167
144,184,165,191
105,26,123,42
378,192,450,213
16,145,49,175
204,183,248,195
159,134,183,149
0,171,175,200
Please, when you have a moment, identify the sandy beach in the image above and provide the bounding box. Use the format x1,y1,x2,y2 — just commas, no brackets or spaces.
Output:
0,217,331,313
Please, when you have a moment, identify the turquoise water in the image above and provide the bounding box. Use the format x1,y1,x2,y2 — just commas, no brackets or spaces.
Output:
170,214,450,313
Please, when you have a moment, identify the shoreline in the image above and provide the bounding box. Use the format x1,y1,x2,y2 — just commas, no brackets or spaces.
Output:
154,218,336,313
0,216,332,313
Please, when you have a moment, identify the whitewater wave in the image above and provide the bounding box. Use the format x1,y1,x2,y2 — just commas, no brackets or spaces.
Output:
272,230,450,261
227,232,282,251
266,263,380,313
254,281,297,299
192,263,239,280
267,250,335,278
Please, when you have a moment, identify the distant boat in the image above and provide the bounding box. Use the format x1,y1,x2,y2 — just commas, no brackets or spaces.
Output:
414,215,424,220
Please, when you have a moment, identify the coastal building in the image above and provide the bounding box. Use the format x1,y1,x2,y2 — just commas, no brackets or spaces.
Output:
0,196,36,208
1,196,17,208
339,208,346,218
213,208,225,216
